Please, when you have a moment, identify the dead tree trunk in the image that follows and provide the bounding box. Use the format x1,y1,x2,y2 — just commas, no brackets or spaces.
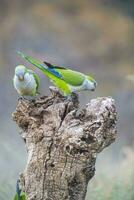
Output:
12,88,117,200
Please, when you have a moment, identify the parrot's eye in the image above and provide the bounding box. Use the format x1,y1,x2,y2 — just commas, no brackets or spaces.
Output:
94,81,97,88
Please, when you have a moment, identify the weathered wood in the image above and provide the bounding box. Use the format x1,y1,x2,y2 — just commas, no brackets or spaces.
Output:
12,88,117,200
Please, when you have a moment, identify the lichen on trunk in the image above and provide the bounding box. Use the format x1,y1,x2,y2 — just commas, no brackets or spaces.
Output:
12,88,117,200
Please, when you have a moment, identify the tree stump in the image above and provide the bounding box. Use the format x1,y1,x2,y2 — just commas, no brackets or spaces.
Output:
12,88,117,200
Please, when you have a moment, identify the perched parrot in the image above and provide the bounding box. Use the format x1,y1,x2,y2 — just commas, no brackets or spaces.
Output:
18,51,97,96
13,65,40,97
13,180,26,200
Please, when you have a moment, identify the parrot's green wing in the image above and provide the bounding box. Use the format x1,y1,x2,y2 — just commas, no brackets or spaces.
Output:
56,69,85,86
44,61,85,86
33,72,40,90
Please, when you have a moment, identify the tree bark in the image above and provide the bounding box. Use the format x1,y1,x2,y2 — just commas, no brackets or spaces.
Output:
12,88,117,200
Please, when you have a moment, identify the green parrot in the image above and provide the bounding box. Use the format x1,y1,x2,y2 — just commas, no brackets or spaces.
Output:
13,180,26,200
18,51,97,96
13,65,40,97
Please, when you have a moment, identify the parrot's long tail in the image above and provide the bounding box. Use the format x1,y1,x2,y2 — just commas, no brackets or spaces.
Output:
18,51,61,78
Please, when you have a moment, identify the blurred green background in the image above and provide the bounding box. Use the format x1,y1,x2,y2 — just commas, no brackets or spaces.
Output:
0,0,134,199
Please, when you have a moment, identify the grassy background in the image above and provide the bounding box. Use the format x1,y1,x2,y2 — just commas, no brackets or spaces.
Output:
86,147,134,200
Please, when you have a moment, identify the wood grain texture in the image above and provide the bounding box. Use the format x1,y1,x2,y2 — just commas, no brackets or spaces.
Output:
12,88,117,200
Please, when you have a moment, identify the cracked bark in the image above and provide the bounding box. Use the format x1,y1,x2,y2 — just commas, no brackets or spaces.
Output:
12,88,117,200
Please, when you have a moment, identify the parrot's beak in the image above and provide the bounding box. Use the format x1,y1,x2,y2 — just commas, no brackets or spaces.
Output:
18,75,24,81
91,81,97,91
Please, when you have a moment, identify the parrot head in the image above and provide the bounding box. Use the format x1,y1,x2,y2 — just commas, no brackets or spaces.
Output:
15,65,26,81
87,75,97,91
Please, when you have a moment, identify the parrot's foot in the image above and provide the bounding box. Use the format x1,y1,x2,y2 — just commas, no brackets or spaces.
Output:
18,96,27,101
64,93,78,102
64,95,73,102
18,96,36,103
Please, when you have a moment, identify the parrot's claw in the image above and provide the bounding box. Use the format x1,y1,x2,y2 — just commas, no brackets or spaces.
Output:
18,96,26,101
64,93,77,102
64,96,73,102
19,96,29,101
31,98,36,103
18,96,36,103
